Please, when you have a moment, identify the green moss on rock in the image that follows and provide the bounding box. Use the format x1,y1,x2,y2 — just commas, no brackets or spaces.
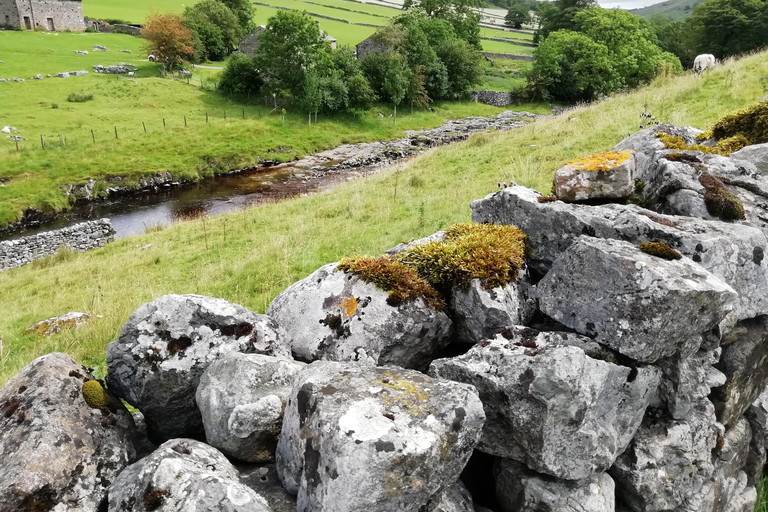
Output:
711,100,768,144
704,188,746,221
658,133,748,156
639,242,682,260
82,380,110,409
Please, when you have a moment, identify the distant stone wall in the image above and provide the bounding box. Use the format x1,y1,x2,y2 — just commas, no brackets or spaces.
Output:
0,219,115,271
472,90,514,107
84,19,141,36
14,0,84,31
481,52,535,61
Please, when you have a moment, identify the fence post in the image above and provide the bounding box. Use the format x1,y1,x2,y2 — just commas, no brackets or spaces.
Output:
15,139,18,151
206,112,208,124
184,116,187,127
242,108,244,119
163,118,166,130
41,135,44,149
91,129,95,143
114,126,118,139
224,111,226,120
143,122,146,133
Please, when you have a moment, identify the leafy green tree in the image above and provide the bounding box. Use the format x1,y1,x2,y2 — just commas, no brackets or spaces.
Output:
528,29,619,102
435,38,482,99
534,0,595,42
654,19,698,68
183,0,243,62
255,11,324,98
686,0,768,59
362,51,411,123
408,64,431,112
219,0,256,33
301,69,322,123
219,52,263,95
505,0,531,29
347,73,377,110
393,12,449,99
403,0,481,49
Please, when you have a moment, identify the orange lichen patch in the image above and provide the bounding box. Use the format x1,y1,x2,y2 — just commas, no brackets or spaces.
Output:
537,195,558,202
563,151,634,172
341,297,358,318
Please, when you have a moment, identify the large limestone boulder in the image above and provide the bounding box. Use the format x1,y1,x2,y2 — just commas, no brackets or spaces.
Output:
731,142,768,173
196,352,305,462
267,263,453,370
0,353,137,511
450,276,535,344
240,464,297,512
656,348,726,420
711,316,768,427
427,480,475,512
429,327,659,480
471,186,768,328
536,236,736,363
106,294,287,441
107,438,271,511
494,459,615,512
553,150,636,202
611,402,720,512
744,388,768,486
276,361,485,512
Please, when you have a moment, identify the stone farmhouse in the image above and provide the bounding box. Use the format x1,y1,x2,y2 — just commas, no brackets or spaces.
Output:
355,34,388,60
238,21,337,57
0,0,84,31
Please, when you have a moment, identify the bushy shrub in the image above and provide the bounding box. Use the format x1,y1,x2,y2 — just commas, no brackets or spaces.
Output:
67,92,94,103
219,52,262,96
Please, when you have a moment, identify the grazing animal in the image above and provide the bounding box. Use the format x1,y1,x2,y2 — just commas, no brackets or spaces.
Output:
693,54,717,75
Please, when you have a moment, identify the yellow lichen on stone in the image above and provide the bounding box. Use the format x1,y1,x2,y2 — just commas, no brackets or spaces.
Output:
341,297,358,318
82,380,110,409
563,151,634,172
658,133,748,156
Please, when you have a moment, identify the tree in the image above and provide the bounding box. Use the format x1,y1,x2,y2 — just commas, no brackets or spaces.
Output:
402,0,482,49
219,52,262,96
255,11,324,98
435,38,482,99
142,12,195,72
408,64,431,112
528,29,619,102
505,0,531,29
362,51,410,124
183,0,243,62
534,0,595,43
219,0,256,34
686,0,768,59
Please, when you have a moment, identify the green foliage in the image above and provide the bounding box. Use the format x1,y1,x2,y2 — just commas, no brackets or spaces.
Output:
529,30,619,102
435,38,482,100
219,52,263,96
638,242,682,260
402,0,482,49
534,0,596,43
395,223,527,290
688,0,768,59
219,0,257,34
505,0,532,29
704,187,746,221
337,257,444,310
66,92,94,103
184,0,244,62
82,379,110,409
363,51,411,108
711,100,768,144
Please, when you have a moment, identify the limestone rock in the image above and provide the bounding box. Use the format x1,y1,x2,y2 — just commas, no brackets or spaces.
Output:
385,231,446,255
613,124,703,159
106,294,286,441
711,316,768,427
470,186,768,329
731,142,768,173
276,361,485,512
0,353,137,511
657,348,726,420
553,151,636,202
267,263,453,370
611,402,720,512
24,311,99,336
494,458,615,512
536,236,736,363
427,480,475,512
196,352,305,462
744,388,768,486
450,276,535,344
107,438,271,512
240,464,297,512
429,327,660,480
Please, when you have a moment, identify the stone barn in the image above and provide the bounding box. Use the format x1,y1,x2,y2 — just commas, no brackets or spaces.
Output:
355,34,389,60
0,0,84,31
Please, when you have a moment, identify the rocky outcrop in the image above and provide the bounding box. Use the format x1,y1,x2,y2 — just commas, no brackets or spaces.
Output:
267,263,452,370
0,353,138,511
276,361,485,512
553,151,636,202
106,294,287,442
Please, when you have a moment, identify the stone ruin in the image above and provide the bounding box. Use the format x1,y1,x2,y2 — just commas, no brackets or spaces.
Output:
3,118,768,511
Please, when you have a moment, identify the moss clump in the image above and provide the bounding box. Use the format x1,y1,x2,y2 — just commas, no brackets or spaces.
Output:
536,194,558,202
337,257,444,311
639,242,682,260
710,100,768,144
704,188,746,221
664,152,701,163
658,133,747,156
82,380,110,409
395,223,527,290
563,151,634,171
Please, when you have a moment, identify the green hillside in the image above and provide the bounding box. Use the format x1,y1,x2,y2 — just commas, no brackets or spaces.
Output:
627,0,705,22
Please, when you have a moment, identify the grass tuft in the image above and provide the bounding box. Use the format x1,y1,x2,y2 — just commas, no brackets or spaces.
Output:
66,92,95,103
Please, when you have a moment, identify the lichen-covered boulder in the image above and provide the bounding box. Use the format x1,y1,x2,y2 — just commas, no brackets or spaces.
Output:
536,236,736,363
267,263,453,370
611,402,720,512
657,348,726,420
276,361,485,512
240,465,297,512
0,353,137,511
385,231,446,255
711,316,768,427
196,352,305,462
731,142,768,173
106,294,287,441
426,480,474,512
24,311,100,336
553,150,636,202
470,186,768,328
107,438,271,512
429,327,659,480
450,275,535,344
494,458,615,512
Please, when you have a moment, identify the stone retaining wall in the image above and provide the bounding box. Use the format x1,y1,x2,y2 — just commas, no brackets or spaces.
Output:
0,218,114,271
472,90,515,106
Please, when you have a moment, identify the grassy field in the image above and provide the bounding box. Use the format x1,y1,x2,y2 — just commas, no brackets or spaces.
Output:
1,50,766,385
82,0,196,24
627,0,705,22
479,57,530,91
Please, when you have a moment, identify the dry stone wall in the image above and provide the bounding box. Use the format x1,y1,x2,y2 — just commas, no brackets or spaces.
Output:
0,218,114,271
472,90,515,107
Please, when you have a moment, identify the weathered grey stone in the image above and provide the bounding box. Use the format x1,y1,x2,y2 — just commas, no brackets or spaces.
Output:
536,236,736,363
267,263,453,370
657,348,726,420
553,150,636,202
276,361,485,512
196,352,305,462
711,316,768,427
107,438,271,512
611,402,721,512
494,458,615,512
427,480,475,512
429,327,660,480
0,353,137,511
240,464,296,512
744,387,768,486
700,417,756,512
450,276,535,344
613,124,703,159
24,311,99,336
731,142,768,173
106,294,287,441
385,231,445,255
